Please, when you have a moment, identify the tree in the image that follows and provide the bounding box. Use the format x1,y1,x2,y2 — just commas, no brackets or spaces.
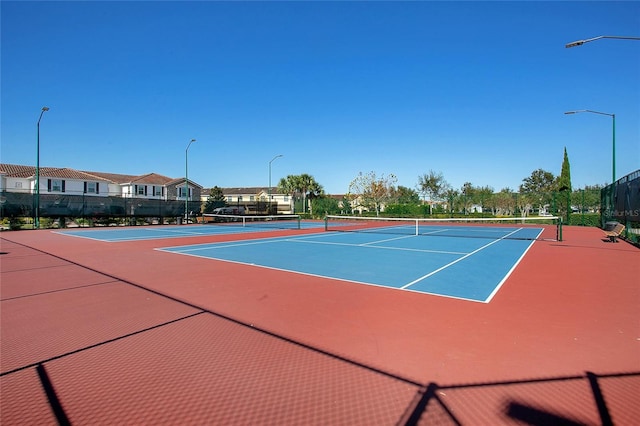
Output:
417,170,447,214
300,174,324,214
295,173,323,214
310,195,341,217
492,188,517,216
557,147,572,222
348,171,397,216
516,192,536,217
340,195,353,215
203,186,225,213
460,182,476,214
519,169,556,215
476,185,495,214
393,185,420,204
277,174,324,214
277,175,300,213
558,147,572,192
572,184,602,213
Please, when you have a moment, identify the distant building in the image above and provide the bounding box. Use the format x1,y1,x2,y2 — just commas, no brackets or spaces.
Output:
201,187,292,214
0,163,202,202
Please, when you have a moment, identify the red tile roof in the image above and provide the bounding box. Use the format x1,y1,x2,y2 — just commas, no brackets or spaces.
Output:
0,164,188,186
0,164,111,181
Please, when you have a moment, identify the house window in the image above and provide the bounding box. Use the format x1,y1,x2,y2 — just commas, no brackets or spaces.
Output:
250,195,255,201
137,186,145,195
238,196,243,202
47,179,65,193
86,182,97,194
227,196,233,202
284,196,289,202
154,186,162,196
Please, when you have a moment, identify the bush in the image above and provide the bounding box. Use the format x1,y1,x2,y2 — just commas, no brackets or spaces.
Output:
568,213,600,227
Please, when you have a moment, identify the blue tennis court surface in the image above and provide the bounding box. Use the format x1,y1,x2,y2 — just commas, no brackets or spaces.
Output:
158,230,540,303
55,222,323,242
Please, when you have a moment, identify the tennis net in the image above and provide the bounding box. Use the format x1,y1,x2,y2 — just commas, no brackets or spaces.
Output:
324,215,562,241
202,213,301,230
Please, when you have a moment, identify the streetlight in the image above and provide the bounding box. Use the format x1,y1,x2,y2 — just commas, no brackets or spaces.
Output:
564,110,616,183
35,106,49,229
185,138,196,223
268,154,283,214
565,35,640,48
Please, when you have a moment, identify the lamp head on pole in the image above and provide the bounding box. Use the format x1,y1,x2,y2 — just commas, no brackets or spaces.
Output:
565,35,639,48
565,40,585,48
564,109,613,117
42,106,50,112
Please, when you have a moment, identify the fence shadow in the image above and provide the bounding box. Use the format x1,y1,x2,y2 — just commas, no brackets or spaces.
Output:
398,371,639,425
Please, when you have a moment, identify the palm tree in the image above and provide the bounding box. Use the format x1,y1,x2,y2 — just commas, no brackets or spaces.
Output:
277,175,299,214
278,174,324,214
296,174,323,213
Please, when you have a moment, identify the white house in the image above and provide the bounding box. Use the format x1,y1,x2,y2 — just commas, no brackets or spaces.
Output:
202,187,293,214
0,164,202,202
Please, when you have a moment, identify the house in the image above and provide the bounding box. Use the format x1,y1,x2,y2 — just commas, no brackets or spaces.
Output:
0,164,202,201
84,170,202,202
201,187,293,214
0,163,202,219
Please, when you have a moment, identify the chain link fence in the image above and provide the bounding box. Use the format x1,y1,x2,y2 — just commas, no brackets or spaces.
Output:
600,169,640,244
0,190,201,229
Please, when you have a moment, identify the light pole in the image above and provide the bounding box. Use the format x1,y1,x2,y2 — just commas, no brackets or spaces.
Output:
185,138,196,223
35,106,49,229
564,110,616,183
565,35,640,48
268,154,283,214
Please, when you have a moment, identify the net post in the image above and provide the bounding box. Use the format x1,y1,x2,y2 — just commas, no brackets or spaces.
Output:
324,216,329,231
297,215,301,230
415,219,419,236
558,217,563,241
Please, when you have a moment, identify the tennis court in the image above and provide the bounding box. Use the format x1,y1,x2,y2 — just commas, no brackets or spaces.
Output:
158,222,543,303
54,215,319,242
1,223,638,424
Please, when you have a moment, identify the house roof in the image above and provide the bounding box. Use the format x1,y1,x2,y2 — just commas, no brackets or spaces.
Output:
131,173,175,185
0,164,35,178
167,177,203,188
81,171,139,184
0,164,112,182
1,163,205,189
202,187,346,197
214,187,270,195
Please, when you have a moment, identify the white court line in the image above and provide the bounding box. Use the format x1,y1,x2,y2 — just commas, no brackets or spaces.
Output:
161,236,286,252
157,228,534,303
51,231,110,242
159,244,485,304
145,227,211,234
284,237,468,255
160,230,469,256
483,228,542,303
401,227,523,289
359,234,417,246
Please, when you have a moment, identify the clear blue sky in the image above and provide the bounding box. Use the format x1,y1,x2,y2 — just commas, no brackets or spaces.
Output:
2,1,639,194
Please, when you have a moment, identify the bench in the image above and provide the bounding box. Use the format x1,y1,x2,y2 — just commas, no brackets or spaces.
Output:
604,223,625,243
